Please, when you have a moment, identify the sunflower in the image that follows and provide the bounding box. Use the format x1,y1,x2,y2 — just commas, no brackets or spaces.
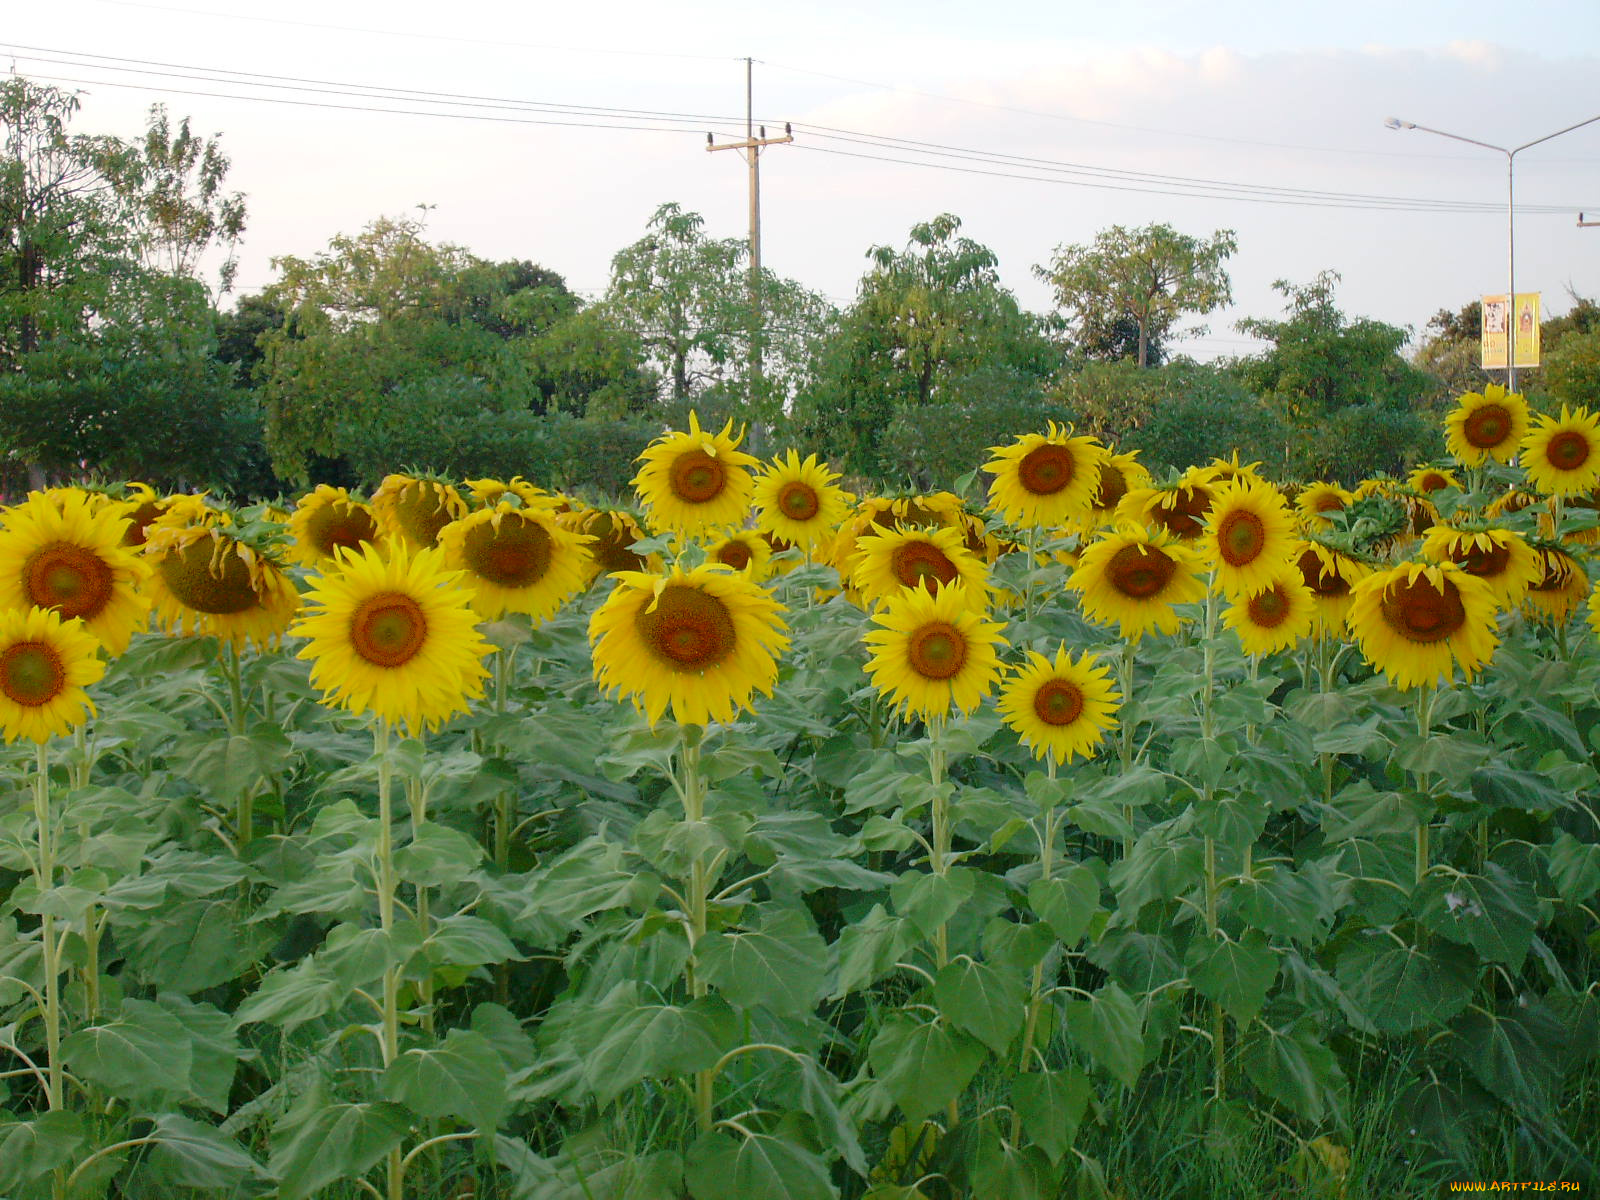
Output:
437,504,592,621
372,473,468,549
0,489,150,656
1585,578,1600,641
588,563,789,728
293,541,493,734
0,606,106,744
1070,525,1206,640
1202,477,1297,599
1346,560,1499,690
753,451,848,554
862,582,1006,722
144,523,301,650
1086,450,1151,528
1199,453,1265,489
894,492,966,530
1223,573,1315,657
465,476,557,510
1116,477,1214,542
1295,482,1353,532
563,508,658,582
996,646,1119,765
1521,406,1600,498
1522,548,1588,626
983,424,1103,529
1408,466,1462,496
1487,488,1539,520
632,412,760,537
286,485,381,567
1445,383,1529,466
1293,539,1372,635
1420,525,1540,609
705,529,774,580
851,524,989,609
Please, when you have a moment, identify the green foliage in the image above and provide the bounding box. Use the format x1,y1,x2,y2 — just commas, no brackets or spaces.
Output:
1121,371,1288,475
1545,329,1600,407
879,385,1073,489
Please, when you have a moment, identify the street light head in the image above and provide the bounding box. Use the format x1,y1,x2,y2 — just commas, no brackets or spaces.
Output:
1383,117,1415,131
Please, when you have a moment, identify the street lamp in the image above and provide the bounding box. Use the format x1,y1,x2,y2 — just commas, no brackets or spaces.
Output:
1384,112,1600,391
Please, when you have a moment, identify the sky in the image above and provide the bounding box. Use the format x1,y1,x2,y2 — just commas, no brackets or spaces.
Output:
6,0,1599,360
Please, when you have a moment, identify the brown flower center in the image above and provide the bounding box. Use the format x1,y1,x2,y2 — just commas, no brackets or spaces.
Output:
350,592,429,668
1247,584,1292,628
1106,544,1177,600
636,584,736,671
1313,493,1345,514
890,541,959,591
1379,575,1467,644
1416,472,1452,493
906,621,967,680
1033,678,1084,726
670,449,726,504
1296,548,1350,599
1151,488,1210,540
464,517,553,588
716,540,753,571
1216,509,1267,568
393,485,460,548
778,481,820,521
1451,540,1511,580
307,504,378,558
1463,403,1511,449
0,641,67,707
1017,444,1076,497
157,537,261,614
24,543,114,622
1094,462,1129,510
586,514,647,575
121,500,164,547
1545,430,1591,473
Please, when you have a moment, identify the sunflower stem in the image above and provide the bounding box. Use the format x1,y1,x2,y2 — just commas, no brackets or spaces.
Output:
677,726,716,1134
928,717,950,970
373,721,404,1200
406,761,434,1038
492,645,515,1005
1014,757,1058,1145
1414,684,1435,887
32,740,63,1114
1118,640,1136,857
1200,576,1226,1103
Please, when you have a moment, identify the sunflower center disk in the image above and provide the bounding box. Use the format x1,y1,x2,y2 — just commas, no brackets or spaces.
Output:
1107,545,1176,600
123,501,163,547
1217,510,1267,567
466,520,552,587
25,542,114,621
779,482,820,521
907,622,967,680
0,642,67,707
1313,496,1345,514
1033,679,1085,727
350,593,429,668
1455,542,1510,579
396,489,457,547
1379,577,1467,644
1094,464,1128,510
312,507,378,556
1296,550,1349,598
1017,445,1074,496
1248,585,1291,628
589,516,646,574
1546,430,1592,472
717,542,753,570
158,539,262,614
1156,491,1208,539
891,543,958,591
1464,405,1510,448
636,585,736,671
670,450,726,504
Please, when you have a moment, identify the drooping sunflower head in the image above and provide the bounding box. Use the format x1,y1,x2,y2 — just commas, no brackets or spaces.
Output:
862,582,1007,723
1346,560,1499,690
632,412,760,537
437,504,593,621
983,424,1104,529
1445,383,1530,466
465,476,557,511
371,473,468,549
1523,547,1588,626
1487,487,1539,520
1197,453,1266,490
1522,406,1600,499
0,605,107,744
894,492,967,531
1069,524,1207,641
1223,572,1316,657
143,521,300,651
564,507,658,581
293,541,493,734
1115,478,1214,542
1202,477,1296,599
1293,539,1372,635
705,529,775,581
588,563,790,729
995,645,1120,765
1420,525,1540,610
753,451,848,553
0,488,150,657
112,483,171,548
1086,450,1151,527
1407,466,1462,497
287,485,381,567
851,523,989,610
1295,482,1354,533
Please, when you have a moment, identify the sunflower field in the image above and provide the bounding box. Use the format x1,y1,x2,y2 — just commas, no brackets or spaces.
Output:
0,382,1598,1198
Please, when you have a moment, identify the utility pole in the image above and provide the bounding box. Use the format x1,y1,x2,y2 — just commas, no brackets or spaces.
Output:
707,58,791,448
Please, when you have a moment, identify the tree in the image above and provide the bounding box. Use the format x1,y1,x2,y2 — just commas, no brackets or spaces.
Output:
793,213,1058,476
1035,223,1237,368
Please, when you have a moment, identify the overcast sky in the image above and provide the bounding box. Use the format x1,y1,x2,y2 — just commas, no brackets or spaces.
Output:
7,0,1598,360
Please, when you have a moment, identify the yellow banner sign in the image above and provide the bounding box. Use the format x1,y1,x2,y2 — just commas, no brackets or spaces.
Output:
1481,292,1541,369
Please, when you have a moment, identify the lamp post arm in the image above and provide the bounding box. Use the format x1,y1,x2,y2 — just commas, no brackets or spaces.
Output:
1514,112,1600,155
